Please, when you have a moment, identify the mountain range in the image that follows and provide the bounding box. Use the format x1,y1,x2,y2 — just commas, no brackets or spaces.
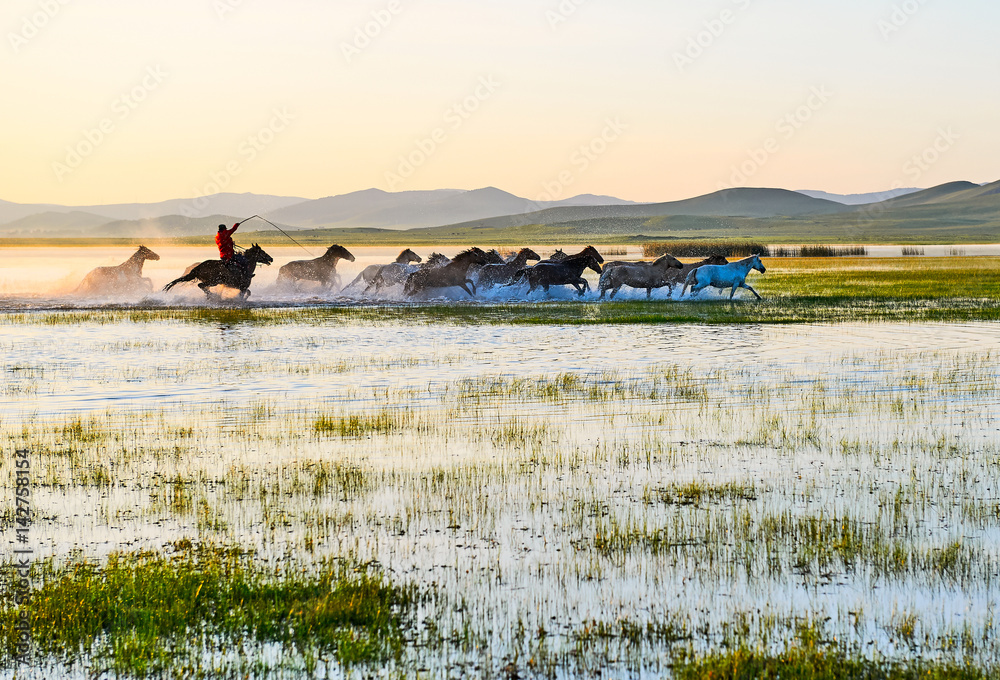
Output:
0,182,996,240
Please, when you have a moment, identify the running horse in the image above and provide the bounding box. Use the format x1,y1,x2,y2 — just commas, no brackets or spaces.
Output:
512,252,604,296
276,245,355,290
75,245,160,295
682,254,766,300
345,248,422,292
163,244,274,300
403,247,491,297
475,248,541,289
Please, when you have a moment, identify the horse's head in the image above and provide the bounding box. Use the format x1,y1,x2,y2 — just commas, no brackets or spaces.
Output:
455,247,491,266
326,244,355,262
399,248,422,264
246,244,274,266
484,249,506,265
549,249,567,262
752,254,766,273
582,245,605,264
653,253,683,270
138,245,160,261
426,253,449,267
522,248,541,262
585,255,603,275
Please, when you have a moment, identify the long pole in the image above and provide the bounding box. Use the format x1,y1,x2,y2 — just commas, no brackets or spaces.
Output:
239,214,315,256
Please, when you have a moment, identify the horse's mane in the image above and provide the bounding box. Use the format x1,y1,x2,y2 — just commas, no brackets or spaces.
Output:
453,247,484,261
558,252,599,265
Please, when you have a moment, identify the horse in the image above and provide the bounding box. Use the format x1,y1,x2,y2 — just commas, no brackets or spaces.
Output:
512,253,603,296
597,253,683,299
403,247,491,297
475,248,541,289
682,254,766,300
368,252,451,292
75,245,160,295
163,244,274,300
539,245,603,265
664,254,729,293
276,245,355,290
345,248,421,292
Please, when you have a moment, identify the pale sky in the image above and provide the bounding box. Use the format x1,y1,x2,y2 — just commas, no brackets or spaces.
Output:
2,0,998,205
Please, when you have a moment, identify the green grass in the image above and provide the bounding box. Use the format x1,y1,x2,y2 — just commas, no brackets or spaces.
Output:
0,543,416,675
673,646,996,680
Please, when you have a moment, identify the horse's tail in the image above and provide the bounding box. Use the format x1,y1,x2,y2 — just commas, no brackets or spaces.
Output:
506,268,528,287
681,268,699,297
344,271,366,292
163,272,197,292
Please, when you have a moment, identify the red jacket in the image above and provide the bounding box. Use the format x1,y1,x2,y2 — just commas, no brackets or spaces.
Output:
216,223,239,260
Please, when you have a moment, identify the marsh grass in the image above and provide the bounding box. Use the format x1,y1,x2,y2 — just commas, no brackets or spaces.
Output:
672,646,995,680
2,317,1000,676
0,544,417,675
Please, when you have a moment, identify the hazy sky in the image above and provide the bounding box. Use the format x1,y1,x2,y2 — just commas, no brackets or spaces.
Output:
2,0,998,205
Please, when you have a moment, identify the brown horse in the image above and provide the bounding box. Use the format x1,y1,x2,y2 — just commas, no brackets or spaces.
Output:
163,244,273,300
513,253,603,296
276,245,355,290
475,248,541,289
597,254,683,299
75,245,160,295
346,248,422,292
403,248,491,297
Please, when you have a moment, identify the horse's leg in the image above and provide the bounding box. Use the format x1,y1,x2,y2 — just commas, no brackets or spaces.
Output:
466,278,477,296
459,282,475,298
198,281,214,297
730,282,739,299
742,283,762,300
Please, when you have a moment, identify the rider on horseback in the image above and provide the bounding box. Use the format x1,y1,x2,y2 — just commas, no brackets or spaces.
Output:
217,223,248,276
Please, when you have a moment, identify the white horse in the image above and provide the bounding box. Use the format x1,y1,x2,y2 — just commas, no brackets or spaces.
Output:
682,254,766,300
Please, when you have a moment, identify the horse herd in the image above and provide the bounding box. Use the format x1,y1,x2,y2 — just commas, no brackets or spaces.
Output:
74,244,767,301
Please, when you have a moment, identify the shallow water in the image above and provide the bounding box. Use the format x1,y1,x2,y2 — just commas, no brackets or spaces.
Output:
2,312,1000,675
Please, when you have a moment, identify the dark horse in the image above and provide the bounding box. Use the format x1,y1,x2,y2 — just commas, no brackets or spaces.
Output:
276,244,355,289
403,247,491,297
512,253,603,296
163,244,274,300
475,248,541,289
539,245,604,265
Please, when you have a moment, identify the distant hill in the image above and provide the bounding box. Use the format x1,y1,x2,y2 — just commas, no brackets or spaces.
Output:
95,214,243,238
265,187,544,229
433,187,849,232
536,194,639,208
0,211,111,236
0,192,307,226
861,181,983,209
796,188,922,205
